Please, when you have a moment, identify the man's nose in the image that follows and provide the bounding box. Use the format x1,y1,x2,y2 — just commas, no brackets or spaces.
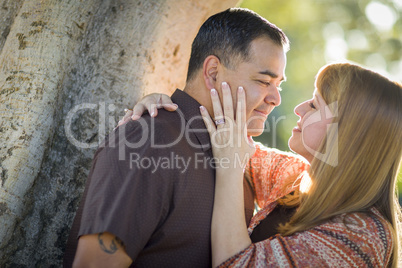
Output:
264,86,281,106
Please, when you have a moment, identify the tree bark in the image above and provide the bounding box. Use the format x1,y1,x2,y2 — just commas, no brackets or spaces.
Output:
0,0,24,51
0,0,239,265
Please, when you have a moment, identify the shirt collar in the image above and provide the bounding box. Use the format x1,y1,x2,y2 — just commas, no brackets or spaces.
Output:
171,89,211,152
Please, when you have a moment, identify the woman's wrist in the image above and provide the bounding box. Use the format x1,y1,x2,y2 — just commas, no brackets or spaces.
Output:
215,167,244,181
213,154,248,171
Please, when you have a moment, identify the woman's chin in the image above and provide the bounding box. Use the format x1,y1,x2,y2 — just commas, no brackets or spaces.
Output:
288,138,312,163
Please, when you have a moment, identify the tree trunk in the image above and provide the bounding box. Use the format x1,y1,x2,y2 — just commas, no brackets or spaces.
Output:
0,0,239,265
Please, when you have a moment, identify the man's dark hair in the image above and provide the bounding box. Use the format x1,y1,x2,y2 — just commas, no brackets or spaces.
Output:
186,8,290,81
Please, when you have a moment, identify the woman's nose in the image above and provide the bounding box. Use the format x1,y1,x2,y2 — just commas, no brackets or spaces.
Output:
294,101,308,117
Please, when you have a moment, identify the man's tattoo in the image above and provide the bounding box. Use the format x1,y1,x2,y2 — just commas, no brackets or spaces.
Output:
98,232,124,254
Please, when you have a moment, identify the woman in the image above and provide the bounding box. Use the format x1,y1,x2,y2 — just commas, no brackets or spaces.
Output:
122,63,402,267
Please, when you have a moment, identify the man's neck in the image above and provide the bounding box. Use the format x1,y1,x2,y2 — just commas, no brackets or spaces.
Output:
183,81,212,115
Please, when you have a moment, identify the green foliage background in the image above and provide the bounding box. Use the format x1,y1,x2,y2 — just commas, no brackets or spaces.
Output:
239,0,402,198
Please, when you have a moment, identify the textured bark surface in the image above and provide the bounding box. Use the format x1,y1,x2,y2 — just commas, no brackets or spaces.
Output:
0,0,239,265
0,0,24,51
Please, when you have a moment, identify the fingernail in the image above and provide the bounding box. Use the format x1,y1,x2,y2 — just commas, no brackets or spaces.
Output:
118,120,123,125
150,112,155,117
131,114,140,120
222,81,228,87
171,104,178,108
199,106,206,112
238,86,244,93
211,88,217,96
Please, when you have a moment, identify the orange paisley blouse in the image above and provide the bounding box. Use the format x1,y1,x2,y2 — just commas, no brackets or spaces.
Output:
219,143,393,268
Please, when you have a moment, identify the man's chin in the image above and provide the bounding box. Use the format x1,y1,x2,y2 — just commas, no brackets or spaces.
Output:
247,121,266,137
247,129,264,137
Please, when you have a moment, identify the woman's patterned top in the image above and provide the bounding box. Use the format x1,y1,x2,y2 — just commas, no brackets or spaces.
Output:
219,143,393,267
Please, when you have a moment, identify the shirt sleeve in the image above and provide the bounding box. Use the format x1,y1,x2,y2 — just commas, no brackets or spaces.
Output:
218,210,393,267
247,142,309,209
78,123,173,261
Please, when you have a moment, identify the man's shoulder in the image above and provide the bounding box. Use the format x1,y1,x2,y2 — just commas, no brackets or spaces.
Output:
124,109,187,139
101,110,196,155
128,109,184,128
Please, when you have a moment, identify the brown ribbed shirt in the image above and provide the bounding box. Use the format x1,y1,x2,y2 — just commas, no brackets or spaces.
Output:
64,89,255,267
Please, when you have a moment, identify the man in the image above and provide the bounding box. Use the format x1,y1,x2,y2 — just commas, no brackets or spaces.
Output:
64,8,289,267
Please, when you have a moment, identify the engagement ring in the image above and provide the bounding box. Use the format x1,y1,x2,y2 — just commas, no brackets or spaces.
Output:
215,118,225,125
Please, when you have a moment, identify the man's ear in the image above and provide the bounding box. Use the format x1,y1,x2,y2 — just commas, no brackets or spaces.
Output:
202,55,220,90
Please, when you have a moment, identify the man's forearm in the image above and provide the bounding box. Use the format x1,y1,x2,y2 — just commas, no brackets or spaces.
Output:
73,232,132,268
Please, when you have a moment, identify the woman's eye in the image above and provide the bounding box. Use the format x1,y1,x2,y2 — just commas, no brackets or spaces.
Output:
309,102,316,109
